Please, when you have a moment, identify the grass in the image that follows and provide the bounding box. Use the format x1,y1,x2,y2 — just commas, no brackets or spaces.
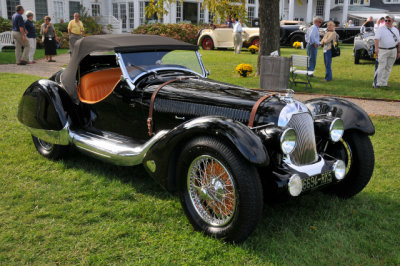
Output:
0,48,69,64
1,72,400,264
202,44,400,100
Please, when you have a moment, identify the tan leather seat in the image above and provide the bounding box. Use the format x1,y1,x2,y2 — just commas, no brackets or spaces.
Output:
78,67,122,104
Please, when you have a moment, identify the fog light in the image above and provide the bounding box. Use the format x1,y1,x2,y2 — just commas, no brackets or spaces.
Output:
330,118,344,142
288,174,302,196
333,160,346,180
280,128,297,155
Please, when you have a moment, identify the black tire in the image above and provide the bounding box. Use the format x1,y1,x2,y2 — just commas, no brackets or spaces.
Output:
32,135,69,160
324,131,374,198
354,50,361,64
290,34,305,47
177,136,263,243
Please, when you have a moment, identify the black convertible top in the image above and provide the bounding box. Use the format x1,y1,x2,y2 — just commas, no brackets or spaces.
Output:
60,34,197,104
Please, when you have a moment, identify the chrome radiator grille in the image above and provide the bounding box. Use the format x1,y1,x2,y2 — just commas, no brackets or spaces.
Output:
286,113,317,165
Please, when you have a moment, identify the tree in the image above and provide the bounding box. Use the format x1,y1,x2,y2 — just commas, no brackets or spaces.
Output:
145,0,281,76
257,0,280,75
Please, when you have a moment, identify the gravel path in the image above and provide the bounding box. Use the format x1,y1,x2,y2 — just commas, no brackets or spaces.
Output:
1,53,399,117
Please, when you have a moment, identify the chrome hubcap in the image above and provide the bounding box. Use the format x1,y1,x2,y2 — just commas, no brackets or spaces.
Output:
187,155,236,226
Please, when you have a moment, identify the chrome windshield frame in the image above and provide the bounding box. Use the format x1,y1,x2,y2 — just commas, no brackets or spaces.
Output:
116,50,207,91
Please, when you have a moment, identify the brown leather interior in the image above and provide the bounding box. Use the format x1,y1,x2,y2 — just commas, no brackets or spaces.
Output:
78,67,122,104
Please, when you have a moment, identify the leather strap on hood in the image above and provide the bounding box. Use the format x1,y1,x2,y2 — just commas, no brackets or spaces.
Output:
248,93,277,128
147,77,191,136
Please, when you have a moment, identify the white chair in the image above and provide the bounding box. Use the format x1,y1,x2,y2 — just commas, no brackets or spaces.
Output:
0,31,15,52
290,54,314,90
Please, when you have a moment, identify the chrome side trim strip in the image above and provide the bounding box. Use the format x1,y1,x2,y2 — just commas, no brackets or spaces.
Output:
24,122,70,145
283,155,325,176
69,130,169,166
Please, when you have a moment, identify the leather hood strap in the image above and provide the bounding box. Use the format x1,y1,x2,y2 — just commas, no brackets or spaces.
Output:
248,93,277,128
147,77,190,136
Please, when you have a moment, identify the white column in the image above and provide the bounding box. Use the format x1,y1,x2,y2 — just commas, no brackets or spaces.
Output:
288,0,295,20
324,0,331,21
307,0,313,24
342,0,349,26
204,7,209,23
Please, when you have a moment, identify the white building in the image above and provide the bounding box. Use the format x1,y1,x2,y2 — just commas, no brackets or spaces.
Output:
1,0,400,33
0,0,258,33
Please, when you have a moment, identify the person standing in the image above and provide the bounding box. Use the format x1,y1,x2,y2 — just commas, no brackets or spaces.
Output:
320,21,339,82
41,16,57,62
68,13,85,55
25,11,36,64
12,5,30,65
373,16,400,88
232,18,243,54
305,16,322,71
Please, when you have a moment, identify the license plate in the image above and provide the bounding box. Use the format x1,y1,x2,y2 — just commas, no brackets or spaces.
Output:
302,171,334,191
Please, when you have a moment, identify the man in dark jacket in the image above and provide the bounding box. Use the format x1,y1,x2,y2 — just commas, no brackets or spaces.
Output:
12,5,30,65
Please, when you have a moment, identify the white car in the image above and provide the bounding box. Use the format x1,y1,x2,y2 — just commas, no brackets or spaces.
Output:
197,26,260,50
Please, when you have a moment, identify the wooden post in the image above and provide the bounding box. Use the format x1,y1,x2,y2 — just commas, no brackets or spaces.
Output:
259,56,290,91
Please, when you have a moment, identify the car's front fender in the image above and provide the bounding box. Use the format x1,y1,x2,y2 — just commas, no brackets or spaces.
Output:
305,97,375,135
143,116,269,191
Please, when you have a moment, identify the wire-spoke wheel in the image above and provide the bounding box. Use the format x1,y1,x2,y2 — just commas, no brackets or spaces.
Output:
187,155,236,227
32,135,69,160
178,136,263,243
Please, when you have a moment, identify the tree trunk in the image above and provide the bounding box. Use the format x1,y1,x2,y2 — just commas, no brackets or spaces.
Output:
256,0,280,76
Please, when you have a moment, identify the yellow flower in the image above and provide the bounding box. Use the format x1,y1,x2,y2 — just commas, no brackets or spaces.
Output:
248,45,259,54
293,41,301,49
235,63,253,77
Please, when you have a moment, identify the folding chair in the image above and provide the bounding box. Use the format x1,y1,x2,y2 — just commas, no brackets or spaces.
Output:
289,55,314,90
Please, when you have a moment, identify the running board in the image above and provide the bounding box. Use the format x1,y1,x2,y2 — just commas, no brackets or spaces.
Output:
69,129,168,166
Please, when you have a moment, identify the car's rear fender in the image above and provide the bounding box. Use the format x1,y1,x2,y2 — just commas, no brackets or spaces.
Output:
305,97,375,135
17,79,77,144
143,116,269,192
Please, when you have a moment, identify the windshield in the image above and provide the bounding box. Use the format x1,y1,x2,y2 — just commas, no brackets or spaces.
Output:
119,50,205,81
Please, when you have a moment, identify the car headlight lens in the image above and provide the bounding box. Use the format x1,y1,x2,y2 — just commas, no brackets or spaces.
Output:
288,174,302,196
333,160,346,180
367,39,374,46
280,128,297,154
329,118,344,142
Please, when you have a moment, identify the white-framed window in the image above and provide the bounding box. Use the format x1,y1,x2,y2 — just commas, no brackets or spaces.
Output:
91,4,100,17
129,2,134,29
140,1,145,25
383,0,400,3
248,0,255,4
335,0,367,4
208,12,214,23
199,4,204,23
176,1,182,22
248,6,255,23
113,3,118,18
35,0,48,21
6,0,21,19
54,1,64,23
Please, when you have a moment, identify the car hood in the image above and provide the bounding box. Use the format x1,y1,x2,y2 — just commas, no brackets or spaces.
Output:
143,77,288,126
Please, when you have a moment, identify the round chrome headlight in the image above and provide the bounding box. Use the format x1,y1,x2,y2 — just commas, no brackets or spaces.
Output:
280,128,297,155
329,118,344,142
288,174,302,196
333,160,346,180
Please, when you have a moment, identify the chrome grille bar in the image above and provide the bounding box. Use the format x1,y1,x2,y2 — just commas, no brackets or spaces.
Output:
287,113,317,165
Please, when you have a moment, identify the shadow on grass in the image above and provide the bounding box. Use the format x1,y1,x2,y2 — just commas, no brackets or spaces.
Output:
61,147,170,199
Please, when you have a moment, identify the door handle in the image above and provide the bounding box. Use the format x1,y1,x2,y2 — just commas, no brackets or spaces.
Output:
175,115,185,120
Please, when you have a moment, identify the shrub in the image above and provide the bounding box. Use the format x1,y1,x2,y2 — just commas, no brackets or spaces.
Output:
0,17,12,32
132,23,202,45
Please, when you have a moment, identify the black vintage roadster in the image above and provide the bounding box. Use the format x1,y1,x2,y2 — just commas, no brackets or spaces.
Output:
18,34,375,243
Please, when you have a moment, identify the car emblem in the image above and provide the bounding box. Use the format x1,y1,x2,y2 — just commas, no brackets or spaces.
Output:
285,89,295,98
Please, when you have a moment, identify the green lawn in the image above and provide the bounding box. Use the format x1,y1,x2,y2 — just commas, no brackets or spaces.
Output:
1,73,400,264
202,45,400,100
0,48,69,64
